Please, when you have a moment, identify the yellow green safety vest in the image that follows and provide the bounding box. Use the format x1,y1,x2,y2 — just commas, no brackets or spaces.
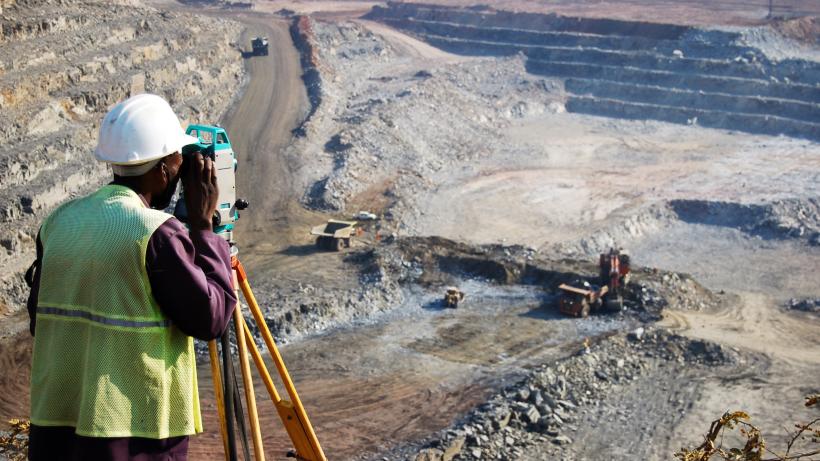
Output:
30,184,202,438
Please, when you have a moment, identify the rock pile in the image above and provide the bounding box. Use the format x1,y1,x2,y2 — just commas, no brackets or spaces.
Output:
558,197,820,262
293,19,562,215
630,269,721,314
411,329,737,461
763,198,820,244
290,15,322,137
201,247,403,354
671,198,820,244
244,258,400,343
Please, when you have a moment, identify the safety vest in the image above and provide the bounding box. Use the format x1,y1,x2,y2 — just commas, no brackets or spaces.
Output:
30,184,202,438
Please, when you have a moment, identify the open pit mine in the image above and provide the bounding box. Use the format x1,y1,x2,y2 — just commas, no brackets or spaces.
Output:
1,1,818,460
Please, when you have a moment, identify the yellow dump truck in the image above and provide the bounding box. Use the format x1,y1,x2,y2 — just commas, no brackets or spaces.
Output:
444,287,465,308
311,220,360,251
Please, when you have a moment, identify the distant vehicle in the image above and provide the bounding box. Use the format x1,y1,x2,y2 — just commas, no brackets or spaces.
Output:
557,248,631,317
251,37,269,56
311,220,361,251
557,282,608,318
354,211,377,221
443,287,465,308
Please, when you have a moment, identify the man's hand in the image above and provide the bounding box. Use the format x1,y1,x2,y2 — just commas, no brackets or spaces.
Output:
183,152,219,232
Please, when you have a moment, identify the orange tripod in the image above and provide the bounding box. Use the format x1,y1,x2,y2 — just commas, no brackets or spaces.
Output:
207,255,326,461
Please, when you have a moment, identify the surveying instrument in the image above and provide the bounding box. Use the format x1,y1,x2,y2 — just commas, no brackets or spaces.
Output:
175,125,326,461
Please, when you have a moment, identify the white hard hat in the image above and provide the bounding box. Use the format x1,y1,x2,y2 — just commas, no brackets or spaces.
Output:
94,94,199,166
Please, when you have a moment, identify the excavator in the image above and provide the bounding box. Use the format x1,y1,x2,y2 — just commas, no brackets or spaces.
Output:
557,248,631,317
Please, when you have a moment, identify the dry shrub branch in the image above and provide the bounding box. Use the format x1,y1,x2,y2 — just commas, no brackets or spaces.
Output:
0,419,30,461
676,396,820,461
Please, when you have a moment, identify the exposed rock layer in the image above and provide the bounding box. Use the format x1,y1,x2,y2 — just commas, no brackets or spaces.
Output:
367,2,820,141
0,0,245,315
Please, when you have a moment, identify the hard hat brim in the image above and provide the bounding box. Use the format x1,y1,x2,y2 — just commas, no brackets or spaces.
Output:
96,132,200,165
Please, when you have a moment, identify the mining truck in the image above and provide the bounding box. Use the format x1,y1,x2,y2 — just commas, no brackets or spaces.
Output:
251,36,269,56
311,220,361,251
558,248,631,317
443,287,465,308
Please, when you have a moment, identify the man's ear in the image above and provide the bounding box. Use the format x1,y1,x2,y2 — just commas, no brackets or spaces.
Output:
157,159,170,185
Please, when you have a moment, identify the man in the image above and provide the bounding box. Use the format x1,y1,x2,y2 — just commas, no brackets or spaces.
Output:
26,93,238,460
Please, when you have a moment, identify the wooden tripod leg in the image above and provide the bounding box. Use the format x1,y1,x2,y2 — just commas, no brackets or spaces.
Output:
208,340,230,460
232,258,327,461
231,265,264,461
242,321,317,460
233,306,266,461
242,320,283,404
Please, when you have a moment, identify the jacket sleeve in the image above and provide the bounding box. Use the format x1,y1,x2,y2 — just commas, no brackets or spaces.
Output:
26,232,43,336
145,218,237,340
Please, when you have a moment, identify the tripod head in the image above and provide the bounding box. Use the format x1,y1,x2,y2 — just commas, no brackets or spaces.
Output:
173,124,248,244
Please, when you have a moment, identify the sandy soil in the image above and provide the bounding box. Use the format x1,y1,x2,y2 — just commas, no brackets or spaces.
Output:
412,115,820,250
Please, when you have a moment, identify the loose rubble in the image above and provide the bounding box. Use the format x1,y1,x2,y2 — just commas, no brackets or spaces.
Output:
403,329,739,461
556,198,820,259
671,198,820,243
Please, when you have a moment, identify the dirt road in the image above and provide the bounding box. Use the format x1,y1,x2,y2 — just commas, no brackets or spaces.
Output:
660,293,820,365
353,19,468,63
659,292,820,453
218,15,309,251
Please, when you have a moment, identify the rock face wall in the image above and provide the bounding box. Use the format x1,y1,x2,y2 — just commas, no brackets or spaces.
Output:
366,2,820,141
0,0,244,316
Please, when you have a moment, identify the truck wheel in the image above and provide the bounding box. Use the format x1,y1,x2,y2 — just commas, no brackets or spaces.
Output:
579,299,591,318
315,237,323,248
334,238,344,252
344,238,351,248
606,296,623,312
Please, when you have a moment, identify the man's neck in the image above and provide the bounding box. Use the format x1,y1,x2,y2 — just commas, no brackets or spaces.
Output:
111,176,152,207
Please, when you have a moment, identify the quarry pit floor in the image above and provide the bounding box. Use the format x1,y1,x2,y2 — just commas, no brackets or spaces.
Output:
193,6,819,457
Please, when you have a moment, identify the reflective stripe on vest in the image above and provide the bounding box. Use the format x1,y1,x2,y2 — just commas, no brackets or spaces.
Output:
36,307,172,328
31,184,202,439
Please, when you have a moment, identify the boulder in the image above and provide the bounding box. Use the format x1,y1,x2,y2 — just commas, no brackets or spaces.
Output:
415,448,444,461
